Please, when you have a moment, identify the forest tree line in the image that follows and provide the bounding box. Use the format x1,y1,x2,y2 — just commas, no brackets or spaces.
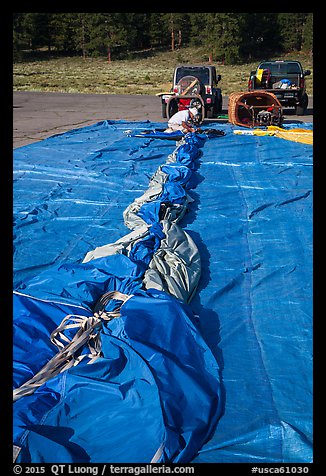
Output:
13,13,313,64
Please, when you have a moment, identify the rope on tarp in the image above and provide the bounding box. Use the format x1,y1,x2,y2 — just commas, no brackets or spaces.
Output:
13,291,131,403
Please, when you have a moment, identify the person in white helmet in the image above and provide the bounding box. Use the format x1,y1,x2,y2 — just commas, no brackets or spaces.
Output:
164,107,198,133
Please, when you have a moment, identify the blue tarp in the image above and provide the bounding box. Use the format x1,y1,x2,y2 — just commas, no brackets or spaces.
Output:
13,119,313,463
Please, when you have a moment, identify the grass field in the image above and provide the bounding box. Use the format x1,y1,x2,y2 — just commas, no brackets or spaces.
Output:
13,47,313,96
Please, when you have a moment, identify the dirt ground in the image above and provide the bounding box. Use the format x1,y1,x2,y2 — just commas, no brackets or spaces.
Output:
13,91,313,148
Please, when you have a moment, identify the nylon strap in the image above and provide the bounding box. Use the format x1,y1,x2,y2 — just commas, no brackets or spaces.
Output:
13,291,132,402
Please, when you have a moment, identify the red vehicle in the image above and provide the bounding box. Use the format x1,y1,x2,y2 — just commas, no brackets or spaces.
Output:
157,65,223,122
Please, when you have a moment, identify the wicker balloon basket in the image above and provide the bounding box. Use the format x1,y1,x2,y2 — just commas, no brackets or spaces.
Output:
228,91,283,128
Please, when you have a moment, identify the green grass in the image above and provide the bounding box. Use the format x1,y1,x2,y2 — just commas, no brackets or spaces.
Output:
13,47,313,96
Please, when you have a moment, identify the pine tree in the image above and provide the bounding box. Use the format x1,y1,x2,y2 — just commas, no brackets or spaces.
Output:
277,13,308,52
240,13,280,60
12,12,313,62
200,13,245,64
302,13,313,53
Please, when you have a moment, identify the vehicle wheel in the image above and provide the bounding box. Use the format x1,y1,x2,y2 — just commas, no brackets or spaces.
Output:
162,102,167,118
217,93,223,114
295,93,308,115
207,94,222,119
207,108,213,119
167,98,178,119
210,99,218,118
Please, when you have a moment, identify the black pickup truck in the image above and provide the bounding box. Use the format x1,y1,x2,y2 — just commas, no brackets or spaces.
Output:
248,60,311,115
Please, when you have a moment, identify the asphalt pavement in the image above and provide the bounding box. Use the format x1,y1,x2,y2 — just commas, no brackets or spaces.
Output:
13,91,313,148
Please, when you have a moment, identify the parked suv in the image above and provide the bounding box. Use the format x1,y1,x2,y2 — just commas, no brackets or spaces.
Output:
248,60,311,115
157,65,222,121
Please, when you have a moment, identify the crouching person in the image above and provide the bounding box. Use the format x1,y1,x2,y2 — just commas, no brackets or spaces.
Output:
164,107,199,133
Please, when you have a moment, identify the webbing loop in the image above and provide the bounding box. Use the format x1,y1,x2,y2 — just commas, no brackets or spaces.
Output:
13,291,132,402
